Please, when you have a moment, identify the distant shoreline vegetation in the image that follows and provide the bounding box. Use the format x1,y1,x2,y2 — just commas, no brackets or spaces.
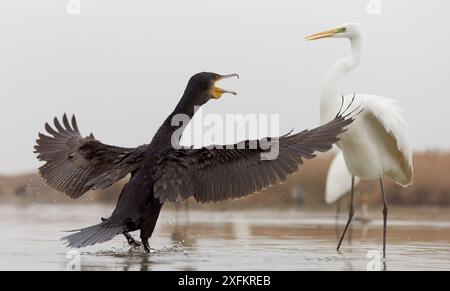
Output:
1,151,449,207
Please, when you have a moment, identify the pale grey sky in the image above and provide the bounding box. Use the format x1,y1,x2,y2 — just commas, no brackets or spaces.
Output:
1,0,449,174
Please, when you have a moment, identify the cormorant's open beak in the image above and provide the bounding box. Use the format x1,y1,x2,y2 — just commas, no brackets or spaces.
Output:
212,74,239,99
305,28,338,41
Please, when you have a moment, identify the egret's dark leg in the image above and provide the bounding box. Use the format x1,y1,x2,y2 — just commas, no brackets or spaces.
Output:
335,200,341,241
379,178,388,259
348,219,353,245
337,176,355,252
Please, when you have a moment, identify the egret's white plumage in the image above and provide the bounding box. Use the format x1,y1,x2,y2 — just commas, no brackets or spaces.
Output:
325,151,360,204
306,22,413,258
311,23,413,187
334,94,413,186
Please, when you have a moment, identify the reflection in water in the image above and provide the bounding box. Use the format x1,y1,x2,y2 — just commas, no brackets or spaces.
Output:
122,254,151,272
232,222,252,245
171,200,196,247
0,205,449,271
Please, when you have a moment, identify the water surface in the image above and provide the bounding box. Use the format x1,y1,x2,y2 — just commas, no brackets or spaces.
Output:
0,204,449,271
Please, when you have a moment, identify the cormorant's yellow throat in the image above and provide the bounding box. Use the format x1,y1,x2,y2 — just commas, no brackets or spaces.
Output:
212,74,239,99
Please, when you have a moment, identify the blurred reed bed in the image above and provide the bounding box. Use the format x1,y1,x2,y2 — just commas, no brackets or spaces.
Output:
1,151,449,208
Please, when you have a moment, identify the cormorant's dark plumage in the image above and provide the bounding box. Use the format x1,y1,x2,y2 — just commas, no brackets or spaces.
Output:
34,72,355,252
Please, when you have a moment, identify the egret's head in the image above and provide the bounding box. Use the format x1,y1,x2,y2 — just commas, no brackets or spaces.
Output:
305,23,362,41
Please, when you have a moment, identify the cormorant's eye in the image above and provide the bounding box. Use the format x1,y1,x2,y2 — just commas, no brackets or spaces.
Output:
201,81,209,90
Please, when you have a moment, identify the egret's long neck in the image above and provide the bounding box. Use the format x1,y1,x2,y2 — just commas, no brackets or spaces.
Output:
320,37,362,124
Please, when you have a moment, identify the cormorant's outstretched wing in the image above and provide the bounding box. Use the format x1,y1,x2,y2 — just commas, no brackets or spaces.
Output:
153,112,354,203
34,114,147,198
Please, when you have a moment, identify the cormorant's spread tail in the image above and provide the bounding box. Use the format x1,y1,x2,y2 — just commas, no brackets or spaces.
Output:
61,222,124,248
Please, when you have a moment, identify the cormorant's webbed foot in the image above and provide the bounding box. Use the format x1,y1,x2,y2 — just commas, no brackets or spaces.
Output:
123,233,141,247
142,240,150,253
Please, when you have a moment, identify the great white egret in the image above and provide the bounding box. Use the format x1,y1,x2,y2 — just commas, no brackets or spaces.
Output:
306,23,413,258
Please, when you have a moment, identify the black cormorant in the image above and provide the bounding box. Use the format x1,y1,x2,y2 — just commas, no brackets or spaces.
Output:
34,72,354,252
